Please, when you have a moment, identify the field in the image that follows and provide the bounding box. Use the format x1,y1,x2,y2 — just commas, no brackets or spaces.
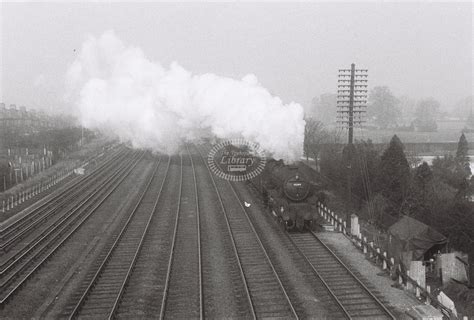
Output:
353,120,474,147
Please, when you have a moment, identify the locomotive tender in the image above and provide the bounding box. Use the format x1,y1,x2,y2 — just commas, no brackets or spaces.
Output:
253,159,321,231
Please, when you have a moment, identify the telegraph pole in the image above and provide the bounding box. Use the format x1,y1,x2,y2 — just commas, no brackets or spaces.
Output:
337,63,368,144
337,63,368,221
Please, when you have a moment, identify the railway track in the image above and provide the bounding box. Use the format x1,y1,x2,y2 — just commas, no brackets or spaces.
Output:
290,231,396,319
0,150,137,274
67,150,204,319
159,148,203,319
111,155,182,319
200,142,395,319
195,145,298,319
0,146,128,251
230,182,349,318
65,155,169,319
0,150,143,306
108,144,274,318
191,148,255,318
1,141,398,318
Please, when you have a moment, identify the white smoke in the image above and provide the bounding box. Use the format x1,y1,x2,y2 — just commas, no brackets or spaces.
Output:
66,30,305,161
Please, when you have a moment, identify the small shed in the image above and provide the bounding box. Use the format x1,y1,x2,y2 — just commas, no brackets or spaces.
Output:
388,216,447,267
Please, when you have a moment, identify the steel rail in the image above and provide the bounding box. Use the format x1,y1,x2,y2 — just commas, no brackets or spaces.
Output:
0,148,129,252
200,142,393,319
0,151,140,276
193,144,258,320
158,153,183,320
0,146,126,237
187,144,204,320
197,143,298,319
286,234,352,319
306,230,396,319
67,154,164,317
107,155,170,320
0,151,142,288
67,155,169,319
0,150,131,255
0,151,144,306
226,179,299,320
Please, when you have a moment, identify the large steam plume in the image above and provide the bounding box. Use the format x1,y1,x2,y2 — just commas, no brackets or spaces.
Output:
66,30,305,161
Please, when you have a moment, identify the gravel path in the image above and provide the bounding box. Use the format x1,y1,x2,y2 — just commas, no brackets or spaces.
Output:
316,231,423,319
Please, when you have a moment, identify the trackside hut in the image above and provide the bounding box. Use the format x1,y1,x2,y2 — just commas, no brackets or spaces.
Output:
388,216,447,269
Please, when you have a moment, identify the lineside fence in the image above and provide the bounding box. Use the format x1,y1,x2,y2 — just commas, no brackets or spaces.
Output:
0,150,108,215
316,202,468,320
1,168,75,214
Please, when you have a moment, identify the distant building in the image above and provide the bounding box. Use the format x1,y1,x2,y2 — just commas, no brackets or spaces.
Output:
466,109,474,129
0,102,76,138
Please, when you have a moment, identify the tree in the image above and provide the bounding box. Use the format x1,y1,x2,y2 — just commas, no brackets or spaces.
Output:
351,140,380,205
413,98,440,132
310,93,337,125
432,151,471,200
414,162,434,192
368,86,400,129
403,162,434,221
397,95,417,121
320,143,344,186
438,200,474,253
377,135,410,216
456,133,470,167
454,133,472,199
360,194,395,228
432,155,460,187
453,95,473,119
303,118,330,168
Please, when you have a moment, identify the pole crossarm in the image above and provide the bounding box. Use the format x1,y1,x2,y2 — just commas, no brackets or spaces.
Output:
336,63,368,145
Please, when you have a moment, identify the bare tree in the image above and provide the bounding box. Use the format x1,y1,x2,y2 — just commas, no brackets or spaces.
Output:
304,118,330,169
413,98,440,132
368,86,400,129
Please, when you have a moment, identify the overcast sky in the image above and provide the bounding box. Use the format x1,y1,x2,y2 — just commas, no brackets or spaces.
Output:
0,1,472,114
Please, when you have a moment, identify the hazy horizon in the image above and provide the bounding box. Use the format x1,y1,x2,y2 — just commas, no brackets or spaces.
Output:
0,2,472,115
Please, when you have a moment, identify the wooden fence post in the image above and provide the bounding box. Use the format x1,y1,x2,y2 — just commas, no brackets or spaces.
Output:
415,280,421,298
406,270,412,291
426,285,431,305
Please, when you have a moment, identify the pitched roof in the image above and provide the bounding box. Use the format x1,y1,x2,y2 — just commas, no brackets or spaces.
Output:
389,216,447,257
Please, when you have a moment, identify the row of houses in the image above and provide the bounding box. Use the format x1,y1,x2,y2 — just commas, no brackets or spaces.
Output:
0,103,75,132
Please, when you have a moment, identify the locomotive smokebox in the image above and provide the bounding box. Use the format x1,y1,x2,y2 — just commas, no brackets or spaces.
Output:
255,158,318,231
284,175,311,202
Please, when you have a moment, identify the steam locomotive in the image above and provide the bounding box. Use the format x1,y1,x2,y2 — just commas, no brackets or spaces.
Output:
252,159,322,231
